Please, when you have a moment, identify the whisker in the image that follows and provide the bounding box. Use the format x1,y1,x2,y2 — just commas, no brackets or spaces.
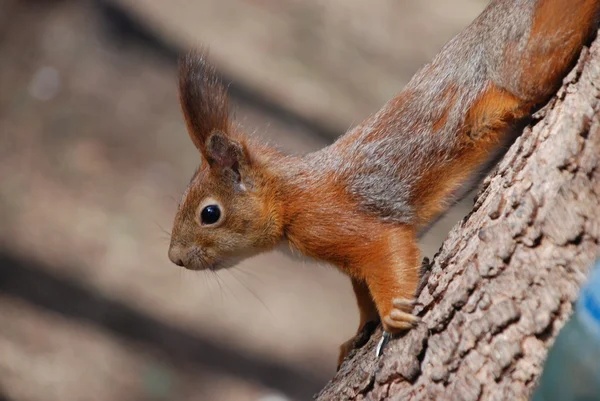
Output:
234,267,265,285
198,270,214,307
210,270,225,306
165,194,179,204
216,270,239,303
207,271,216,307
228,269,273,317
152,219,172,238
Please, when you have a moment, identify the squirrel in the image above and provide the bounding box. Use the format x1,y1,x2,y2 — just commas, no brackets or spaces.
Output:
168,0,600,368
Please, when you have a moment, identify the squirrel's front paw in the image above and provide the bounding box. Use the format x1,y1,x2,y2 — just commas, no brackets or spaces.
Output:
381,298,420,333
375,298,419,359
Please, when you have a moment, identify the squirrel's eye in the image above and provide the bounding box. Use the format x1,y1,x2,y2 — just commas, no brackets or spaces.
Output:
200,205,221,225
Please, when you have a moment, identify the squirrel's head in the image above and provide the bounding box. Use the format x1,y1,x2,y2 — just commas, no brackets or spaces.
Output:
168,51,284,271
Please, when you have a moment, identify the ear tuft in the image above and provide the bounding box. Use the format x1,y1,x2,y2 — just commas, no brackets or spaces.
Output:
178,49,229,155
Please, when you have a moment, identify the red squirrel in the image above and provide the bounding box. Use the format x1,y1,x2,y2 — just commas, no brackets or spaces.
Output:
168,0,600,367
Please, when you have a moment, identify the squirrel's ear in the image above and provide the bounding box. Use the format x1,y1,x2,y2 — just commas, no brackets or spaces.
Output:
205,131,247,180
178,50,230,160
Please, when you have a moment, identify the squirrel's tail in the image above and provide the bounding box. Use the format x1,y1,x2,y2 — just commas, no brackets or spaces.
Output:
499,0,600,105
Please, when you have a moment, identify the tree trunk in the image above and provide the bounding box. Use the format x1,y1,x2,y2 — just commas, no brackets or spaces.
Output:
316,31,600,401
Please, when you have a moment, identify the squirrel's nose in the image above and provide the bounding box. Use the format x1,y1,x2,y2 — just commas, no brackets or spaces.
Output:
168,246,186,267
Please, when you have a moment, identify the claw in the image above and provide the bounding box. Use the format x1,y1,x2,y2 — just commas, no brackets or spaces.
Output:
393,297,416,309
376,331,391,358
375,298,419,359
390,310,420,324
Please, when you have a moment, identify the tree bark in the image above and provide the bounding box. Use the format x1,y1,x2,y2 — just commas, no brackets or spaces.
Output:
315,31,600,401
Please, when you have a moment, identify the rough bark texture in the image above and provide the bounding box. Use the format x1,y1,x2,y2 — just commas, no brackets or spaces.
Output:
315,31,600,401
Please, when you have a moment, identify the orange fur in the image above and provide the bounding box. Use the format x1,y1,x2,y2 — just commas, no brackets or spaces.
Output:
411,84,526,227
431,85,456,133
505,0,600,101
169,0,600,368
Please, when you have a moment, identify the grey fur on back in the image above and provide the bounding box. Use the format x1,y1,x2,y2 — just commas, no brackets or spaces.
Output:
302,0,542,224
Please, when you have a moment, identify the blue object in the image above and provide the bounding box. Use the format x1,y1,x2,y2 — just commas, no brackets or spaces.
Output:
532,259,600,401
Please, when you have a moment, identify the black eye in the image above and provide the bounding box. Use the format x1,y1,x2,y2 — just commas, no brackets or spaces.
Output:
201,205,221,225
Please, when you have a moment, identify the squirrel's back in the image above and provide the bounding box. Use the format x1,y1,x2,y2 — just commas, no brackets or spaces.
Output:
306,0,599,229
170,0,600,367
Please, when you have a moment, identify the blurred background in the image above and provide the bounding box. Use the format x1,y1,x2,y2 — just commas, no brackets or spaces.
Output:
0,0,486,400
